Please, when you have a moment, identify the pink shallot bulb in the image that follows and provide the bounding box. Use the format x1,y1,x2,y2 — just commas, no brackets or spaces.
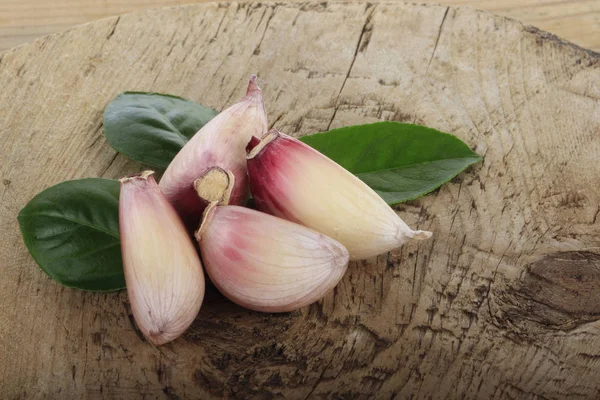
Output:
119,171,205,345
195,204,349,313
159,75,268,228
246,130,432,260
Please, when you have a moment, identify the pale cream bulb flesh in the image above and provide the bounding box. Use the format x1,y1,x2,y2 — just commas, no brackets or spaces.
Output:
196,203,349,312
119,171,205,345
246,130,432,260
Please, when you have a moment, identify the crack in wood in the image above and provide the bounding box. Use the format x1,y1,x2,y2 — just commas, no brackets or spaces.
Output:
426,7,450,76
326,4,376,131
100,152,119,177
87,123,104,149
561,87,600,101
302,355,335,400
252,5,278,56
268,112,284,130
106,16,120,40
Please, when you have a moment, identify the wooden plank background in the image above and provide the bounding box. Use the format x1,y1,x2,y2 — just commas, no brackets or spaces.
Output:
1,0,599,53
1,2,599,397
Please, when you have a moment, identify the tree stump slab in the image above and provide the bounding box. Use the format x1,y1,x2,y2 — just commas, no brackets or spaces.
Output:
0,2,599,398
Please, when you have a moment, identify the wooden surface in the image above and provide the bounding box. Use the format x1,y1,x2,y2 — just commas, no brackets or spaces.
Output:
1,1,600,398
1,0,600,53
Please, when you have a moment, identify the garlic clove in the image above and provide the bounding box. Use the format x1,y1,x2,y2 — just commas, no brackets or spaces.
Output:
119,171,205,345
246,130,432,260
195,203,349,313
159,75,268,228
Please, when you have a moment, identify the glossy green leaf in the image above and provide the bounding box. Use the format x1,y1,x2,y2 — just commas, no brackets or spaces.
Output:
300,121,482,205
104,92,218,169
18,178,124,291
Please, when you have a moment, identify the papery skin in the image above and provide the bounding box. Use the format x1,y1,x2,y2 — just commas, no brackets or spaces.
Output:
159,75,268,227
196,204,349,313
119,171,205,345
246,130,432,260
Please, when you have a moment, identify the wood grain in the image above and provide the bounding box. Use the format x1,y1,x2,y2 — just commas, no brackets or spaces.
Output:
1,1,599,398
1,0,600,52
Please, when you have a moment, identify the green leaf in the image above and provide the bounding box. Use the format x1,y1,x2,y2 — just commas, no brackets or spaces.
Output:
18,178,124,291
103,92,218,169
300,121,482,205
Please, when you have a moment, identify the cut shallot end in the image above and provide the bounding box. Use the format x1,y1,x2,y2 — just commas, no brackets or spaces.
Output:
194,166,235,206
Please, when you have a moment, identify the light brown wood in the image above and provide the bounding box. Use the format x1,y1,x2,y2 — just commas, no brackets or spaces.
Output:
1,1,600,398
2,0,600,53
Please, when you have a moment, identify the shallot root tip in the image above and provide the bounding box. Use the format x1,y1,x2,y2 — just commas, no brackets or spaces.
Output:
246,74,261,95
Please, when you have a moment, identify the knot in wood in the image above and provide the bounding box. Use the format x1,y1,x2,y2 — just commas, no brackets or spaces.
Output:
492,251,600,333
